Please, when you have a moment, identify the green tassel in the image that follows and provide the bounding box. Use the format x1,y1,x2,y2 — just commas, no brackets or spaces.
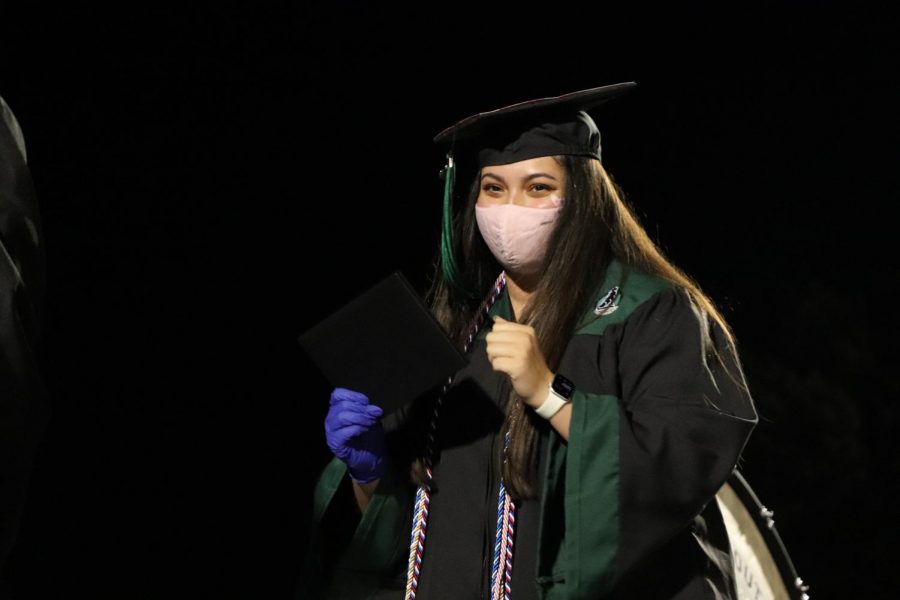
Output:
439,153,473,297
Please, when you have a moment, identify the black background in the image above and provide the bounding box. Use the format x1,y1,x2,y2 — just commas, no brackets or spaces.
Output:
1,1,897,598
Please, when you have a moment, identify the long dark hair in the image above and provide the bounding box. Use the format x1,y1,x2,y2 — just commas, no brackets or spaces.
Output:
416,155,746,500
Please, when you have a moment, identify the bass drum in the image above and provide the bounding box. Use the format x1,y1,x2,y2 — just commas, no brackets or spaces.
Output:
715,471,811,600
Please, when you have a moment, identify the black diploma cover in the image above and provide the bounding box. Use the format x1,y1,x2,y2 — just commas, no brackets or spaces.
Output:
297,271,468,415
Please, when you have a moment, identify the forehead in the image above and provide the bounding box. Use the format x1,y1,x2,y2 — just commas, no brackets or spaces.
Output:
479,156,565,177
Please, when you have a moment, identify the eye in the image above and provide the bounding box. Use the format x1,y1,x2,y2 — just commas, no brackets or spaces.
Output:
482,183,502,193
531,183,552,192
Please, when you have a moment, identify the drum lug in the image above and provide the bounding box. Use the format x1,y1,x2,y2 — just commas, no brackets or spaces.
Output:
759,505,775,529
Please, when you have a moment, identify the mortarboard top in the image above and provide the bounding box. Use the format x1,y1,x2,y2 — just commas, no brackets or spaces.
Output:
433,81,637,294
433,81,638,169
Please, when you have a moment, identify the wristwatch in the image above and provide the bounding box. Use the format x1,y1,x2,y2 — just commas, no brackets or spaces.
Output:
534,373,575,420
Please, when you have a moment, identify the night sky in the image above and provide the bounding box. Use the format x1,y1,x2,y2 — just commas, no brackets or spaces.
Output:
1,2,897,598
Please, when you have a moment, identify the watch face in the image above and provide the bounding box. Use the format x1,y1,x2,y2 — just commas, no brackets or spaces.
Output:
552,373,575,399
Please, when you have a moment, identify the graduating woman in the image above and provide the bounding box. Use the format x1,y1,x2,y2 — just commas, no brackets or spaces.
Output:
299,82,759,599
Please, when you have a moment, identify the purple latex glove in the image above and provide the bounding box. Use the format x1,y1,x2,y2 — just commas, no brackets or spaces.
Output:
324,387,387,483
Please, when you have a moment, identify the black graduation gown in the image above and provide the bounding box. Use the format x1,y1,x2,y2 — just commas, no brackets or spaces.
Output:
298,257,758,599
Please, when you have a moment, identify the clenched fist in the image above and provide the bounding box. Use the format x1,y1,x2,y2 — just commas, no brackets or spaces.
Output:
484,316,555,407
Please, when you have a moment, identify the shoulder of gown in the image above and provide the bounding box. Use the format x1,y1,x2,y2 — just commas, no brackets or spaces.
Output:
548,257,758,598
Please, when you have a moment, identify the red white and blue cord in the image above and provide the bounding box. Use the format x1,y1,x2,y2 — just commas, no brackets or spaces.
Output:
404,271,516,600
490,429,517,600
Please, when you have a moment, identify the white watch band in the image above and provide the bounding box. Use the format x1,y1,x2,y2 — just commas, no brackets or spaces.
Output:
534,382,570,420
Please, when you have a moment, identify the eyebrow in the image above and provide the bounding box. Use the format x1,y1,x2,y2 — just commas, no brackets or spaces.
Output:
480,172,558,183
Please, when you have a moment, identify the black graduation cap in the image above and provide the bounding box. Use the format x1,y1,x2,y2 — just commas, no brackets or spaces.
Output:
433,81,638,294
434,81,637,168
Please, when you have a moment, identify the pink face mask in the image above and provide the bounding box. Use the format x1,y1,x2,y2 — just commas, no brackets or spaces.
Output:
475,202,563,277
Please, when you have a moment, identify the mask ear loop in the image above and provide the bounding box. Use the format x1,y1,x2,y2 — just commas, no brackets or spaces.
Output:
439,152,475,298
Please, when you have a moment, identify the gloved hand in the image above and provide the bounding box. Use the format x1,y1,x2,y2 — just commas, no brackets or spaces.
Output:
324,387,387,483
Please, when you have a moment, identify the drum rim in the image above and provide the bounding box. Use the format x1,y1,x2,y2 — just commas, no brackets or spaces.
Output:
725,470,810,600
